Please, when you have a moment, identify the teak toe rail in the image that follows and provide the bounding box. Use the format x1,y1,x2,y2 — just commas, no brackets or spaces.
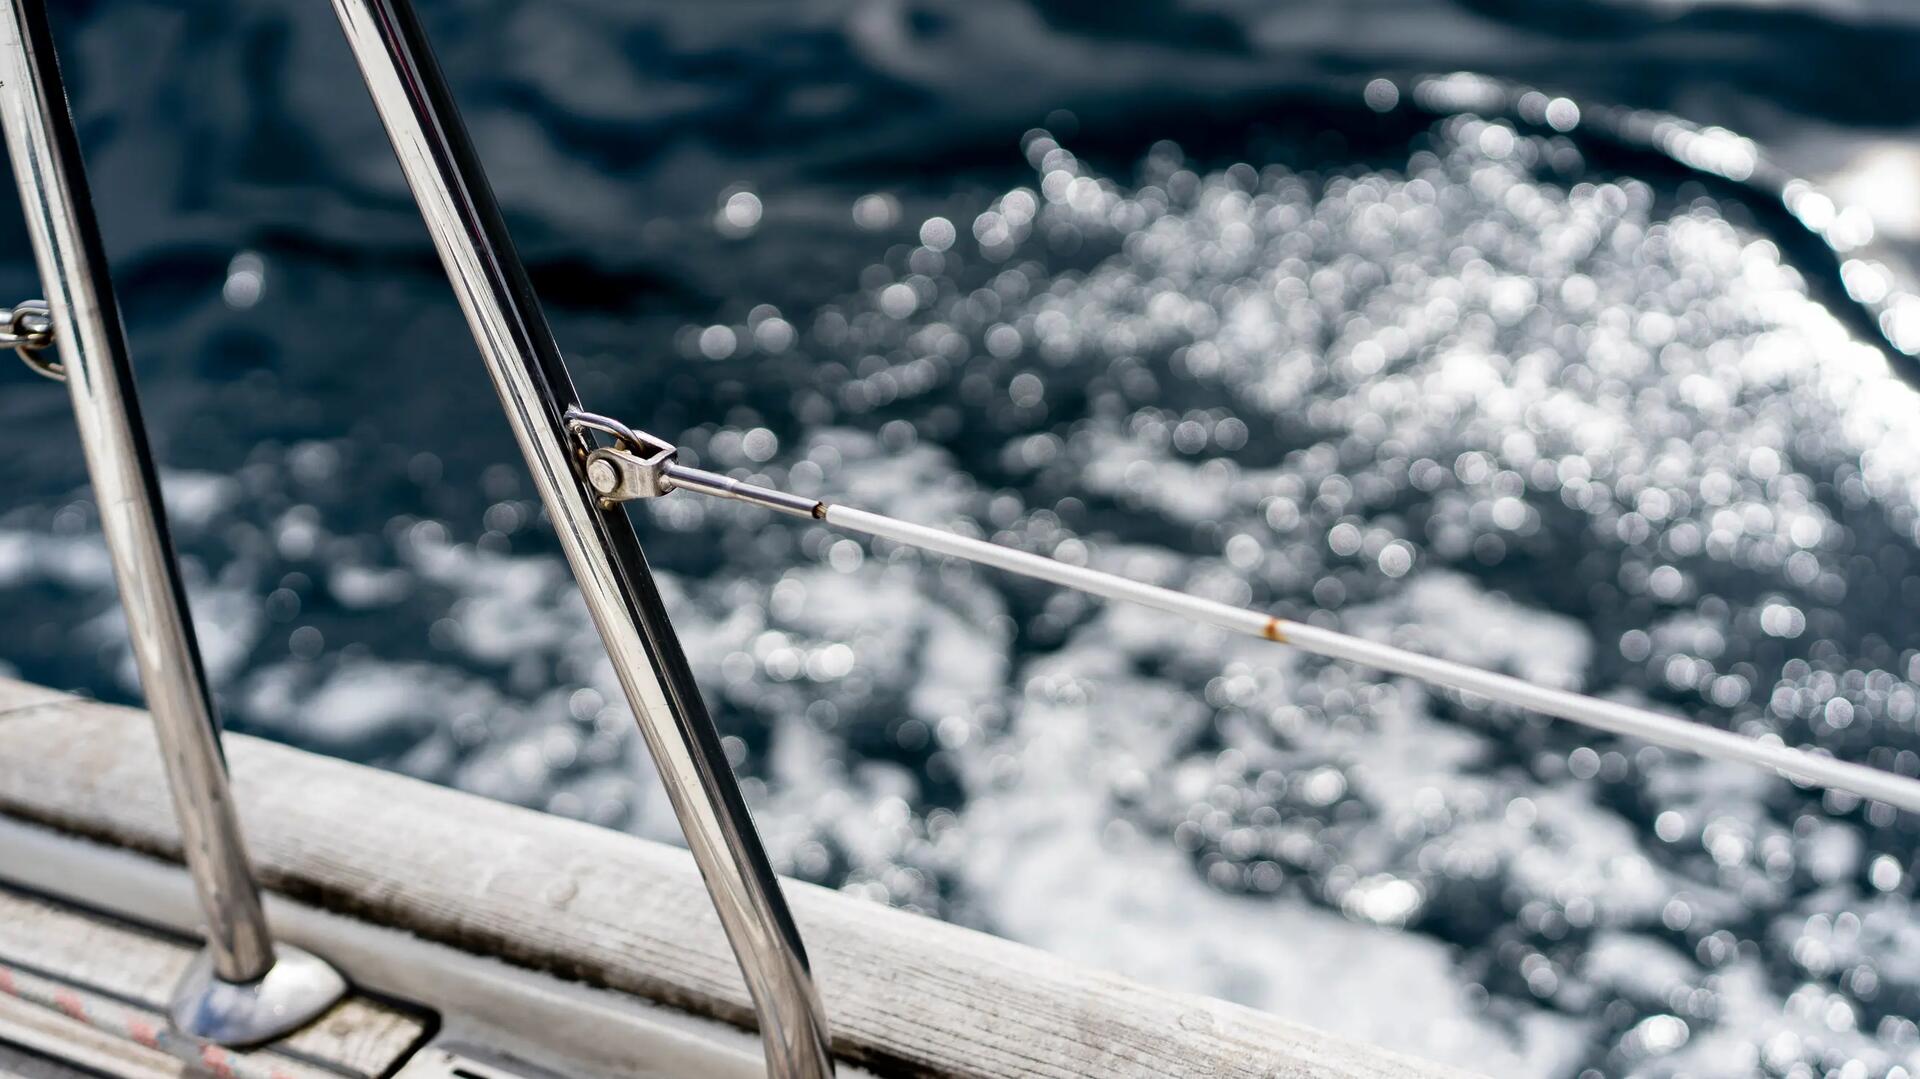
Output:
0,678,1477,1079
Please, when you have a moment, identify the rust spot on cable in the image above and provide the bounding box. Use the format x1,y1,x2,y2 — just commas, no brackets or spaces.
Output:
1263,617,1287,643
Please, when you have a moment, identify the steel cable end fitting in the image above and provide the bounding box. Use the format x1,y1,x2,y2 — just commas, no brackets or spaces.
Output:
567,408,679,502
564,408,825,519
3,299,59,380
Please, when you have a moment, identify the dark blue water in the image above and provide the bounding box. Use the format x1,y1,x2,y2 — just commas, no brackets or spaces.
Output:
6,2,1920,1074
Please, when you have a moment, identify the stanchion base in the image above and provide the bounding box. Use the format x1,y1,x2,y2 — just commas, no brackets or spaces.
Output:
169,944,347,1047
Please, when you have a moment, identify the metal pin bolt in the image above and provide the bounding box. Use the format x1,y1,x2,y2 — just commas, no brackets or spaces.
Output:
586,457,621,498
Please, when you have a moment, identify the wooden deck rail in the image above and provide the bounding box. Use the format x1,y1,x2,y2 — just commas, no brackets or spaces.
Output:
0,677,1473,1079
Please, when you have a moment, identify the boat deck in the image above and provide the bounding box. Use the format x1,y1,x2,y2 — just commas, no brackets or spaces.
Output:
0,676,1474,1078
0,886,428,1078
0,1042,86,1079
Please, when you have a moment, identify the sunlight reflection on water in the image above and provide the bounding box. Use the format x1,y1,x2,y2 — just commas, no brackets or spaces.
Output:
3,8,1920,1074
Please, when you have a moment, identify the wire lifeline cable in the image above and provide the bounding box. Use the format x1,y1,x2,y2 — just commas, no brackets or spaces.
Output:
823,504,1920,813
574,425,1920,817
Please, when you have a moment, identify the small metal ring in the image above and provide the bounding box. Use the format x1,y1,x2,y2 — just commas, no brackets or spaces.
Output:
6,300,60,381
564,407,644,450
564,407,676,460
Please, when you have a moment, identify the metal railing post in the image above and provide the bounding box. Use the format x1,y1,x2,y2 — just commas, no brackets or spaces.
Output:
0,0,346,1046
324,2,835,1075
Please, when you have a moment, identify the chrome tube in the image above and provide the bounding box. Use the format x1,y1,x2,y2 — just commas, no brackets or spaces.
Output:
0,0,344,1045
325,3,834,1075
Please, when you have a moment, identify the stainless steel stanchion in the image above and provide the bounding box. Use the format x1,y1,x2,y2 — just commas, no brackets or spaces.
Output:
326,1,834,1074
0,0,345,1046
